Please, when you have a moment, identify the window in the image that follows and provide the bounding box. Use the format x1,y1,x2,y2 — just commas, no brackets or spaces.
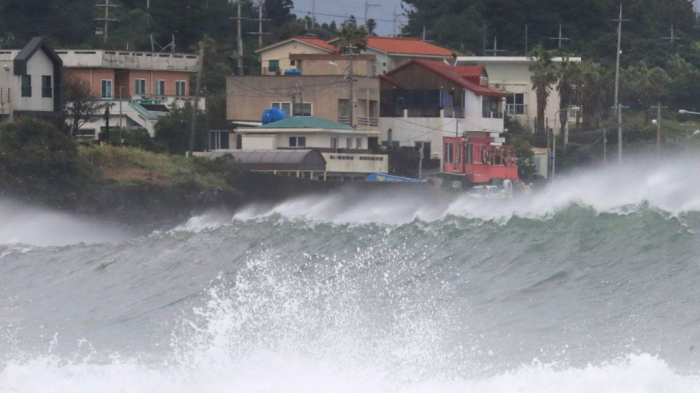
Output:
346,137,352,149
135,79,146,95
268,60,279,72
290,60,296,66
21,75,31,97
415,142,431,160
289,136,306,147
444,142,454,164
293,102,312,117
505,93,525,115
101,79,112,98
356,138,362,149
155,80,165,96
175,80,186,96
330,137,338,150
272,102,292,115
41,76,52,98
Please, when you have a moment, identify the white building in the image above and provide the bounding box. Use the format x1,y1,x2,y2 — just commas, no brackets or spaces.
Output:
457,56,582,134
0,37,63,123
379,59,506,167
237,116,388,181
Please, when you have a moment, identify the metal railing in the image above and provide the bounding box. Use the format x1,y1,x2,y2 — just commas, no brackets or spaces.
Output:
357,116,379,126
506,104,527,115
443,106,464,118
337,115,351,125
482,111,504,119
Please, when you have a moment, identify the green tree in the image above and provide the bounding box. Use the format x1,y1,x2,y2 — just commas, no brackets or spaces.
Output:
557,58,580,135
154,103,208,155
334,22,368,54
624,61,669,116
577,61,608,127
366,19,377,35
529,45,558,134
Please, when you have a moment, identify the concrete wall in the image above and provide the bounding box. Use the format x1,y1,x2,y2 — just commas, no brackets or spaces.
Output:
322,152,388,174
295,57,374,77
56,50,198,72
260,42,329,75
242,134,277,149
227,75,380,131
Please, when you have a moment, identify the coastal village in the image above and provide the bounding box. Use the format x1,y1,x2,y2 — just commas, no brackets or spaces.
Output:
1,0,700,204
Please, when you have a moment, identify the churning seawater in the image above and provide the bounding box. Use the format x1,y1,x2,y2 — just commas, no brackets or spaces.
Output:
2,158,700,392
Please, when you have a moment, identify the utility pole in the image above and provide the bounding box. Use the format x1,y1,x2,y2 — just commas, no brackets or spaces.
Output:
662,25,681,43
482,24,487,56
364,0,380,26
231,2,247,75
393,5,399,36
485,36,507,56
348,53,355,127
188,44,205,158
250,0,270,49
611,2,628,164
146,0,150,8
525,24,529,55
549,24,570,47
546,117,551,177
95,0,118,43
652,103,666,158
552,121,557,178
603,129,607,165
312,0,316,25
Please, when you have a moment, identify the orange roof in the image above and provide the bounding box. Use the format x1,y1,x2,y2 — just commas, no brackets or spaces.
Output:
388,59,504,97
366,37,453,57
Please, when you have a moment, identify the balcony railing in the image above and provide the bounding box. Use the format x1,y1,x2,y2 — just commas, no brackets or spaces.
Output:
338,115,351,125
358,116,379,126
482,111,504,119
443,106,464,119
506,104,527,115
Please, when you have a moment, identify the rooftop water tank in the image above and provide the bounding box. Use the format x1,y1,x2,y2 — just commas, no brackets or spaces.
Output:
284,69,302,76
261,107,286,125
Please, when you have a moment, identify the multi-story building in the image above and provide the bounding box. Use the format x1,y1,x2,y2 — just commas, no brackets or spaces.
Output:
227,74,380,134
0,37,63,123
379,59,506,169
457,56,582,134
58,49,202,138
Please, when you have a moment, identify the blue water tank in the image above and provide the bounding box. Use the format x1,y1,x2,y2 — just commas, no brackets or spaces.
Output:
261,108,286,124
284,69,302,75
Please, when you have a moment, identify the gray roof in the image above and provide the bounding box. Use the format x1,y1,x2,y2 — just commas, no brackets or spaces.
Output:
209,149,326,171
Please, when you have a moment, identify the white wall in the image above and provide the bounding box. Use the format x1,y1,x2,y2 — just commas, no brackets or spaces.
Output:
15,50,55,112
242,134,277,149
321,152,388,174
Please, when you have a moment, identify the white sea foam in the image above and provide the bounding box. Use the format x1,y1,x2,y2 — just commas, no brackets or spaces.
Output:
0,199,132,247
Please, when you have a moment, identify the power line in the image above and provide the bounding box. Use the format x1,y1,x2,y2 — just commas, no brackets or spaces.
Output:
292,8,405,23
364,0,380,27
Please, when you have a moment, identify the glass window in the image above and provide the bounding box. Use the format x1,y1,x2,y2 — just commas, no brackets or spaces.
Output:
269,60,279,72
41,75,52,98
175,80,186,96
21,75,31,97
272,102,292,115
445,142,454,164
101,80,112,98
135,79,146,95
155,80,165,95
331,137,338,150
346,137,352,149
289,136,306,148
293,102,312,116
356,138,362,149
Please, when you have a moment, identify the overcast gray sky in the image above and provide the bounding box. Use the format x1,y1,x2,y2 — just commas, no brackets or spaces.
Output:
291,0,408,37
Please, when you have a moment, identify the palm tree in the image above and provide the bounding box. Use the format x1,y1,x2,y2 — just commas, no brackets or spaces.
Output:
578,61,606,127
334,20,368,54
557,58,580,136
529,45,558,134
628,62,669,116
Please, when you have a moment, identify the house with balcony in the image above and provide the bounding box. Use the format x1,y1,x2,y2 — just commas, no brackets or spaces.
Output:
0,37,63,123
379,59,506,170
456,56,582,133
57,49,202,139
236,116,387,181
226,74,379,136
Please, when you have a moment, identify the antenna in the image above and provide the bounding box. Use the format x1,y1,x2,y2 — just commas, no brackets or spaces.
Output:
485,36,507,56
95,0,118,43
549,24,570,47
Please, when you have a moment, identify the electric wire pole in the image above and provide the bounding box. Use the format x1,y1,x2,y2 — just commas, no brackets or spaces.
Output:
549,24,570,47
611,2,628,164
95,0,118,43
651,103,666,158
364,0,380,26
485,36,507,56
662,25,681,43
231,1,247,75
250,0,270,48
188,44,205,158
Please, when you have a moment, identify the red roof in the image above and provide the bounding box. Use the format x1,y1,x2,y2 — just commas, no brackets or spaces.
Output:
388,59,504,97
366,37,453,57
256,36,338,54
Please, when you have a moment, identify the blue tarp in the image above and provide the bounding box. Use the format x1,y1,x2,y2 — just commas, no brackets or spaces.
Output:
365,173,428,183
